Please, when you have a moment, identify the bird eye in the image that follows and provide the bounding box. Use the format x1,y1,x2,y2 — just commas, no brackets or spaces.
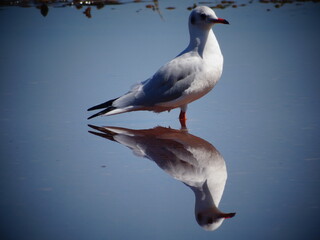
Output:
200,13,206,20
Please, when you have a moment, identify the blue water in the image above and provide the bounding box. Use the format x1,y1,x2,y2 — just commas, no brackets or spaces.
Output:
1,1,320,239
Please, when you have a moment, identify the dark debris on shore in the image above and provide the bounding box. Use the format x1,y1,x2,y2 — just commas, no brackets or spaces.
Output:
0,0,319,18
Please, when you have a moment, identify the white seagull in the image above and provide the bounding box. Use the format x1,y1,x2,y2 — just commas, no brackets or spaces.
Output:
88,6,229,126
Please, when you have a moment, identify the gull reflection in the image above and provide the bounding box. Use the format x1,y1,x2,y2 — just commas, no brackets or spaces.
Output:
88,125,235,231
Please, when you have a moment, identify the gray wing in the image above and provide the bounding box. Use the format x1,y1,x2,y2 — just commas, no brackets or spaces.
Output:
136,54,201,106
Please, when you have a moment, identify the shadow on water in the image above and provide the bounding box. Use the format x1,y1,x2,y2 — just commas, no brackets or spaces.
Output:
88,124,236,231
1,0,319,18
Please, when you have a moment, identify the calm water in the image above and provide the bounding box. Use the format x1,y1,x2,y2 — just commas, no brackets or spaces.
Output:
1,1,320,239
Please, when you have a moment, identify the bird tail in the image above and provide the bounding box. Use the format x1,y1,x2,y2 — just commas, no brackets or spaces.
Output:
87,98,118,120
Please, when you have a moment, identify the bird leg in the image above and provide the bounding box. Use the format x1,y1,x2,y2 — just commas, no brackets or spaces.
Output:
179,110,187,128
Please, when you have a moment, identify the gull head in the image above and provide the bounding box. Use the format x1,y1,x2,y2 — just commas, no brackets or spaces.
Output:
189,6,229,30
196,209,236,231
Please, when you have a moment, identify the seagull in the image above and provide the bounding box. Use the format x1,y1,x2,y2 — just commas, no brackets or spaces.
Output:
87,6,229,126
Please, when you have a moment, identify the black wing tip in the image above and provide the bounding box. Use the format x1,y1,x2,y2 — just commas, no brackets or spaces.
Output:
87,105,103,112
87,98,118,119
87,106,117,120
87,98,118,112
87,125,117,142
87,113,99,120
87,110,105,120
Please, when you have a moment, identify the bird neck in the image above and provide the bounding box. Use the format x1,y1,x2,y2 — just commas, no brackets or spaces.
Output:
188,27,221,59
191,179,222,211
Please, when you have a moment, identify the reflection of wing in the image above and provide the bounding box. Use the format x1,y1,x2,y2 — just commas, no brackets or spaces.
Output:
88,125,219,184
88,125,235,231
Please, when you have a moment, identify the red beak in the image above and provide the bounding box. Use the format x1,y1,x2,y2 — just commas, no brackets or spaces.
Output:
211,18,229,24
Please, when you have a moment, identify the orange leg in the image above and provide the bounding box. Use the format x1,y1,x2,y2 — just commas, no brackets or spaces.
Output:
179,110,187,128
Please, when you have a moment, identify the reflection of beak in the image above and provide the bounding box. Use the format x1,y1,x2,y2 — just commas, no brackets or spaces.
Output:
220,212,236,219
210,18,230,24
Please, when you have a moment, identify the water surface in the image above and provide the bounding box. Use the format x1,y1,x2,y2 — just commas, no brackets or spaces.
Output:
1,1,320,239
